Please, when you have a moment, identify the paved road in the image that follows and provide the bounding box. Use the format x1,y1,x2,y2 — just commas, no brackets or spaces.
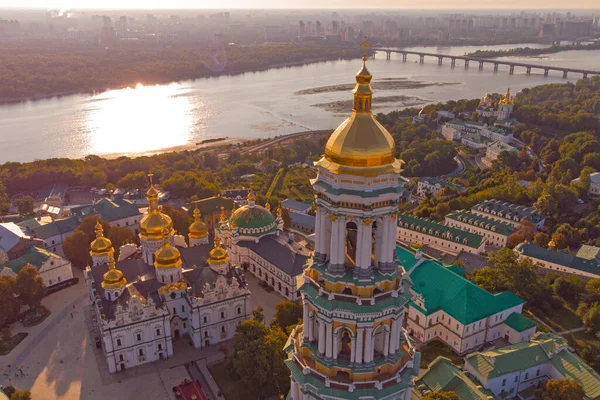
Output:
244,130,332,154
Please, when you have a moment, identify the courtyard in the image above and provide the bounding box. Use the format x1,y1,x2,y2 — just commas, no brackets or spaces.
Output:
0,266,285,400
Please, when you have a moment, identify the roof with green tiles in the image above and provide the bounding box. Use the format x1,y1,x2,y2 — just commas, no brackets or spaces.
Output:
3,246,63,273
419,177,465,192
465,333,600,399
446,210,515,236
398,214,485,249
188,196,234,216
471,199,544,225
504,312,537,332
313,179,404,198
18,215,80,240
514,243,600,277
70,198,141,222
415,357,493,400
406,251,524,324
301,279,412,315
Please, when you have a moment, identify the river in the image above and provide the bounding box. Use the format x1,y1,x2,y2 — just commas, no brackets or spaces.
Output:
0,42,598,163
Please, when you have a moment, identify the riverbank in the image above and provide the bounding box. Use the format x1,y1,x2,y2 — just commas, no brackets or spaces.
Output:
464,41,600,59
0,44,363,104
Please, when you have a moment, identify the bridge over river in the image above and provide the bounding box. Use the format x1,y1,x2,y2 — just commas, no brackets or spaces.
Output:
372,48,600,79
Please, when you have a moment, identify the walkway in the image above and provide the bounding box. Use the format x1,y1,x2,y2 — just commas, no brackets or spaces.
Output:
558,327,586,335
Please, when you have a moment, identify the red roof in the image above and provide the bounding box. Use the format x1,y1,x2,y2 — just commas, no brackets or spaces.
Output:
174,380,208,400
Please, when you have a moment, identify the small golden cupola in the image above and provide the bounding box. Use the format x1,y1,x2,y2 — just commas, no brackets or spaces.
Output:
188,207,209,246
140,173,174,240
102,254,127,300
154,227,183,271
90,219,114,265
319,36,402,177
208,236,229,274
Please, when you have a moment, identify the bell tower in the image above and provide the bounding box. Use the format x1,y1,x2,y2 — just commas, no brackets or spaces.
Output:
285,37,419,400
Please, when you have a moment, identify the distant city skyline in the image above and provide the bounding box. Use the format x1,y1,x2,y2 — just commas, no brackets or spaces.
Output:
1,0,599,10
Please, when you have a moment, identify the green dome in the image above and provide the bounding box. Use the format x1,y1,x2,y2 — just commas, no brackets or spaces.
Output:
229,204,277,235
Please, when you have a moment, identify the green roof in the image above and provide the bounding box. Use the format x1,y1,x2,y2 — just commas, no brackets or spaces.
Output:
405,248,524,324
446,210,515,236
70,198,140,222
415,357,493,400
472,199,544,225
189,196,234,216
514,243,600,277
504,312,537,332
3,246,59,273
18,216,80,240
420,177,465,192
229,205,276,231
313,179,404,198
398,214,484,249
466,333,600,399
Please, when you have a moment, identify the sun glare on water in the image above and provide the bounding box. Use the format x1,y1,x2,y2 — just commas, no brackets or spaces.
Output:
86,83,193,156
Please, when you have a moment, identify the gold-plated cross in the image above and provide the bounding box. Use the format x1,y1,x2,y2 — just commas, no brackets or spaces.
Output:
148,172,154,185
360,36,370,61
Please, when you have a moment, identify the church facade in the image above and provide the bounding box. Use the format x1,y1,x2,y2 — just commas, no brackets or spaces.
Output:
84,178,251,373
217,193,310,301
284,40,419,400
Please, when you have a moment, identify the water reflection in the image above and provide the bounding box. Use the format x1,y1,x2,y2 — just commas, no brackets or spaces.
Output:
86,83,193,155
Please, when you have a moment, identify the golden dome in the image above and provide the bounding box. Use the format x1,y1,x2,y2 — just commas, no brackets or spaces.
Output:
154,230,182,270
140,211,173,239
189,208,208,239
317,37,402,178
102,255,127,290
90,219,113,257
140,173,174,239
208,236,229,265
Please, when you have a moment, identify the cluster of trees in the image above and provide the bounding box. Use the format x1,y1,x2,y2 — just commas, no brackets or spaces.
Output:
227,301,302,398
0,130,327,219
0,265,47,328
62,216,137,268
374,117,459,177
465,42,600,59
0,42,363,102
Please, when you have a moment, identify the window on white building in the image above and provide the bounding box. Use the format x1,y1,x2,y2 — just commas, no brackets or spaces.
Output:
136,333,142,341
116,338,122,346
156,329,161,336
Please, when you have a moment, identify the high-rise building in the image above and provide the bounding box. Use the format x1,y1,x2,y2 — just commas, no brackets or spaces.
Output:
299,20,306,38
284,43,419,400
315,20,322,36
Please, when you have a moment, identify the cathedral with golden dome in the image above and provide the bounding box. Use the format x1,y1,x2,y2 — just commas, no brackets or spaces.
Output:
84,175,251,374
284,39,419,400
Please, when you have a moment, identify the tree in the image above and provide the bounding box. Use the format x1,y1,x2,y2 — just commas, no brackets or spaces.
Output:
15,195,35,217
581,303,600,335
422,392,460,400
10,390,32,400
161,205,193,237
63,230,93,268
553,276,585,303
16,265,46,310
108,226,137,259
508,233,526,248
0,276,21,328
533,232,550,247
472,248,554,312
585,279,600,302
116,171,149,189
252,306,265,324
271,301,303,332
230,320,289,397
535,378,585,400
280,208,292,229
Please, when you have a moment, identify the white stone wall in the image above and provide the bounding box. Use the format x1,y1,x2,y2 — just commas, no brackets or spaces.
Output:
238,245,299,300
109,216,141,234
468,361,551,399
445,218,510,248
397,226,485,255
516,253,600,279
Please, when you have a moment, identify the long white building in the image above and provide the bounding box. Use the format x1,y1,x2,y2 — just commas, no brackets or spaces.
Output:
401,246,537,355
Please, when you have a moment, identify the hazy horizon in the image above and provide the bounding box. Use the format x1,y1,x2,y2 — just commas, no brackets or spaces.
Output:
1,1,599,10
